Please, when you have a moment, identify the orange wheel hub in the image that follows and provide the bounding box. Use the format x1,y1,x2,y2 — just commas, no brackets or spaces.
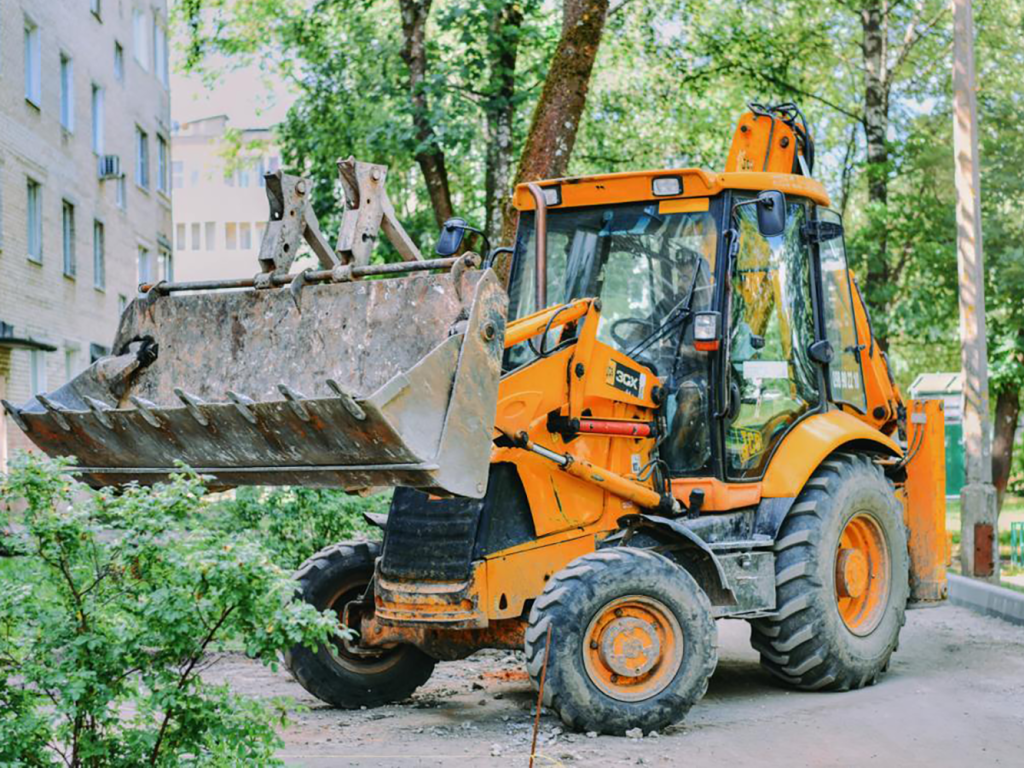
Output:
583,596,683,702
835,513,891,635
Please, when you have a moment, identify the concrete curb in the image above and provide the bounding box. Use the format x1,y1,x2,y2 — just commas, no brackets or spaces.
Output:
947,573,1024,627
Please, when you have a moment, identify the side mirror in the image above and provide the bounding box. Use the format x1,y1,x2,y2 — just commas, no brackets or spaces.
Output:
756,190,787,238
435,218,467,257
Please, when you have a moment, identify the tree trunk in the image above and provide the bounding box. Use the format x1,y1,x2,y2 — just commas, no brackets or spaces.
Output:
861,0,890,351
499,0,611,249
484,1,524,245
398,0,454,229
993,383,1022,514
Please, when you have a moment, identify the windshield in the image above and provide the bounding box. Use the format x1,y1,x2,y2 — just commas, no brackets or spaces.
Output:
507,201,719,377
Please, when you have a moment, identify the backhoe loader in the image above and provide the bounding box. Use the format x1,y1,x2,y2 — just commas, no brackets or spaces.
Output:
5,104,948,734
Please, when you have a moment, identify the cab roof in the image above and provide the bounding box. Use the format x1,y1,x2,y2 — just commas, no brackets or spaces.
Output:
512,168,830,211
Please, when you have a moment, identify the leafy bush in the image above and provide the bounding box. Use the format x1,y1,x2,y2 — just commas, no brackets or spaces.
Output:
207,486,385,570
0,454,342,767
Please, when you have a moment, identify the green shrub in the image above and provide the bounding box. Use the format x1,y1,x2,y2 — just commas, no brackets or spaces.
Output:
207,486,386,570
0,454,343,767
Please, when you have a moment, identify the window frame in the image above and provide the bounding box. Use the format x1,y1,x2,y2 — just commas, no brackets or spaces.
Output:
91,84,105,154
93,219,106,291
156,135,169,195
60,53,74,132
135,125,150,190
62,199,76,278
27,178,42,263
24,18,42,107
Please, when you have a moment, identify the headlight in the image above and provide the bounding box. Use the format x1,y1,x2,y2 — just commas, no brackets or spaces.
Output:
652,176,683,196
693,311,720,351
541,186,561,206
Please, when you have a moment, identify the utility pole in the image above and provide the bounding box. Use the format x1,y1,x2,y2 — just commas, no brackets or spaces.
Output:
952,0,998,581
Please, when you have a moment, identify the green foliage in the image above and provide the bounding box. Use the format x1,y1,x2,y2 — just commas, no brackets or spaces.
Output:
208,486,384,570
0,454,342,767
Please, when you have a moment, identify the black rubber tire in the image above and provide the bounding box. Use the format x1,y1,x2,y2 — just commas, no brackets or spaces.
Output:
284,540,436,708
749,452,910,691
524,548,718,735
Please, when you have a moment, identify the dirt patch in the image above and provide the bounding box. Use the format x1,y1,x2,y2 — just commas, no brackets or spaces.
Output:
203,604,1024,766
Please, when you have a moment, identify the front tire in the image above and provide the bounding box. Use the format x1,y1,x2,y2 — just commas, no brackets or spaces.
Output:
524,548,717,734
749,452,909,690
284,541,436,708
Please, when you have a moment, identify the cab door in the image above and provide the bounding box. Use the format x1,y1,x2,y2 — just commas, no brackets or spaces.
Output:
813,208,867,412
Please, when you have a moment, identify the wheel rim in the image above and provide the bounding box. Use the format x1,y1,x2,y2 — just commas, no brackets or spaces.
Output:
835,513,891,635
324,576,406,674
582,595,684,702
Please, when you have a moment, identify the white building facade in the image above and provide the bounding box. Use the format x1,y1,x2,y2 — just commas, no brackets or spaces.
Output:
171,115,280,282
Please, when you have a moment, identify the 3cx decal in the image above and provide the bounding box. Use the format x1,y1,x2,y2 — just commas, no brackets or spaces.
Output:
606,360,645,399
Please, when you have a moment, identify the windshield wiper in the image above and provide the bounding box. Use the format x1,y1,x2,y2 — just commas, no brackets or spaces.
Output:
626,257,709,360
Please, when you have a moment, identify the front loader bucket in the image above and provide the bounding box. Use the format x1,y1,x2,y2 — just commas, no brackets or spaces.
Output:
5,269,507,498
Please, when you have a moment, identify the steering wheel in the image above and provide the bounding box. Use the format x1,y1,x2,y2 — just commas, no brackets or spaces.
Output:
610,317,657,349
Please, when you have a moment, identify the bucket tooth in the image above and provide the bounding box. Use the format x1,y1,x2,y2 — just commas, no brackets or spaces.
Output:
129,396,164,428
83,396,114,429
2,399,29,433
173,388,210,427
226,391,258,425
326,378,366,421
36,394,72,432
277,384,311,422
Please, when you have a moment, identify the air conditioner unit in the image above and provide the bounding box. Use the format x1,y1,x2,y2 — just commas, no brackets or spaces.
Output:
98,155,121,180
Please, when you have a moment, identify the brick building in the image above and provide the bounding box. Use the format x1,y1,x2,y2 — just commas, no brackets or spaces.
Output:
0,1,172,471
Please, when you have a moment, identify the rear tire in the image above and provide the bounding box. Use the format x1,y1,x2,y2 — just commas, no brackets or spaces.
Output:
524,548,717,735
749,452,909,691
284,541,436,708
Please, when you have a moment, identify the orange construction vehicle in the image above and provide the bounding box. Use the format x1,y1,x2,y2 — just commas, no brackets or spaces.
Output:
5,103,947,734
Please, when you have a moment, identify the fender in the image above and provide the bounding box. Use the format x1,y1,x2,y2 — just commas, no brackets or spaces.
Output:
611,514,737,606
762,410,902,500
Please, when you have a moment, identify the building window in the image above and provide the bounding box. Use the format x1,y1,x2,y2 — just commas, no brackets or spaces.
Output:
190,168,199,187
62,200,76,277
171,160,183,189
30,350,48,395
91,85,104,154
190,223,200,251
116,175,126,210
65,348,78,382
60,55,74,131
93,220,105,290
90,0,102,20
135,127,149,190
157,135,169,194
175,222,186,251
154,18,169,88
257,158,267,187
118,294,128,315
24,19,41,107
137,246,152,284
225,222,237,250
159,248,174,282
27,179,42,263
238,165,251,188
269,156,280,173
114,42,124,83
240,222,252,250
256,221,266,246
89,344,109,364
205,222,216,250
133,9,149,70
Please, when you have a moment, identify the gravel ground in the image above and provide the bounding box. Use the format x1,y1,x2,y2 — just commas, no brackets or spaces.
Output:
203,603,1024,767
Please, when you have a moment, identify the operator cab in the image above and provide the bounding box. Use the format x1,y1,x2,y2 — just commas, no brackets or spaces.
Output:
504,169,866,484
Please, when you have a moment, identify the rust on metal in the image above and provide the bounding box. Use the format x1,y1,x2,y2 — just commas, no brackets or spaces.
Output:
973,523,995,577
358,615,525,661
